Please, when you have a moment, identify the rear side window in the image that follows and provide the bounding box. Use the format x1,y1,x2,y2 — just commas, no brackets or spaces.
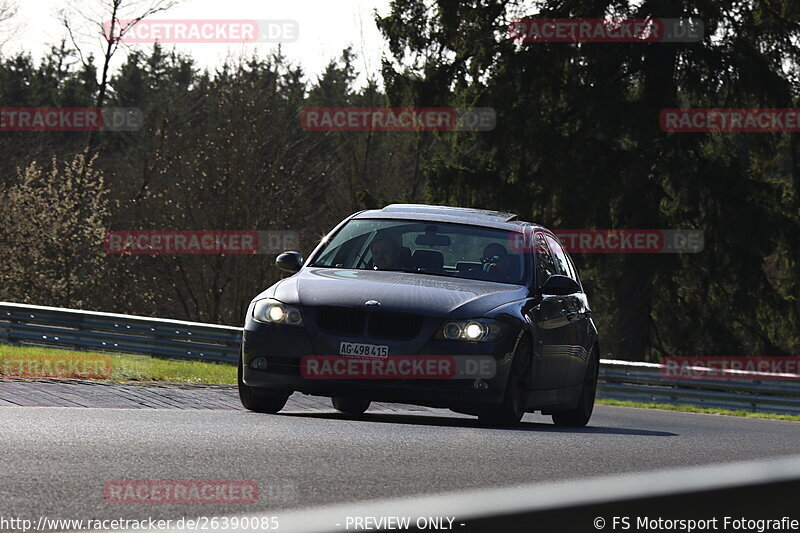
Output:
546,234,579,284
564,250,580,284
534,232,556,286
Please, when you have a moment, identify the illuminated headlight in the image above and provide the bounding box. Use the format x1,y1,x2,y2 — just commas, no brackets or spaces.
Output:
464,322,486,340
436,319,506,342
268,306,285,322
253,299,304,326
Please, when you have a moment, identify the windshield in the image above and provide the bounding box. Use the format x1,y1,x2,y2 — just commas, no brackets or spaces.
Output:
309,219,529,285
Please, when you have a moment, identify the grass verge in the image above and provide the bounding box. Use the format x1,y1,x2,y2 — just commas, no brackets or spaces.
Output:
598,398,800,421
0,344,236,385
2,345,797,419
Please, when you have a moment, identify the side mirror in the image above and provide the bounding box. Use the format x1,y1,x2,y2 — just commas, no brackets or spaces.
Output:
276,251,303,273
540,275,580,296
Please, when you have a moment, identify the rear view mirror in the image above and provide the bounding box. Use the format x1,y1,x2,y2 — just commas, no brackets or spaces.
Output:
541,275,580,295
415,233,451,246
276,251,303,273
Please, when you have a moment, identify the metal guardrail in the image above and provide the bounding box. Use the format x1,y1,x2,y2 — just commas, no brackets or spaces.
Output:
0,302,241,363
1,301,798,414
599,359,800,414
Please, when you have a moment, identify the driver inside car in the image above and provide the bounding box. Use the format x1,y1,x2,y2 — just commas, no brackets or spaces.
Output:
370,236,402,269
481,243,512,282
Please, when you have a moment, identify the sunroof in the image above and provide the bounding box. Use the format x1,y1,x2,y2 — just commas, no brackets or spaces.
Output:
381,204,518,222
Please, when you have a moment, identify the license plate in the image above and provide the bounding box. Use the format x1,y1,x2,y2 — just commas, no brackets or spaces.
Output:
339,342,388,358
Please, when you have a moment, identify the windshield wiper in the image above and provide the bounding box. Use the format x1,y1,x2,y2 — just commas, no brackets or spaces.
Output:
307,265,456,278
371,266,455,277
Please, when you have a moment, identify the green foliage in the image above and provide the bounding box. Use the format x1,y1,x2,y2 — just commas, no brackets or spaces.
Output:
0,344,236,384
597,399,800,422
377,0,800,360
0,153,108,307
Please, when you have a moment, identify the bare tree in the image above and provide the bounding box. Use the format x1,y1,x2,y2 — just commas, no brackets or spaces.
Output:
59,0,179,151
0,0,18,51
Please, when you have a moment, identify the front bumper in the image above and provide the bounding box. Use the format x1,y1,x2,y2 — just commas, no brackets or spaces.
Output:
241,319,518,410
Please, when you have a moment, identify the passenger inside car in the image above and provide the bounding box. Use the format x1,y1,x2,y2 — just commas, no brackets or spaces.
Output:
369,236,405,269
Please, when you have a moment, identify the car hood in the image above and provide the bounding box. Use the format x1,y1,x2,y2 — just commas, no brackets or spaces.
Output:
260,267,527,318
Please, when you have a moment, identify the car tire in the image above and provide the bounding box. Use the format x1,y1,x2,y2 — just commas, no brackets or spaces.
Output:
478,334,532,427
331,397,371,414
238,353,290,413
551,348,599,427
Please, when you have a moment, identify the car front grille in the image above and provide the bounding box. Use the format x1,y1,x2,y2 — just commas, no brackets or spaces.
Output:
313,307,423,340
367,311,424,340
314,307,365,336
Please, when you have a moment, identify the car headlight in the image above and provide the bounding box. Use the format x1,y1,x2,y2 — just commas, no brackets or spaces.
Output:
435,319,507,342
253,299,304,326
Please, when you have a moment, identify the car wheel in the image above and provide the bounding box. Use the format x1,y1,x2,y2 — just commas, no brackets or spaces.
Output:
478,334,531,427
238,353,290,413
552,348,599,427
331,397,371,414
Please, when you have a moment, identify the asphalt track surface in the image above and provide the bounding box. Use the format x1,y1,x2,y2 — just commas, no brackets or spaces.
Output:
1,381,799,531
